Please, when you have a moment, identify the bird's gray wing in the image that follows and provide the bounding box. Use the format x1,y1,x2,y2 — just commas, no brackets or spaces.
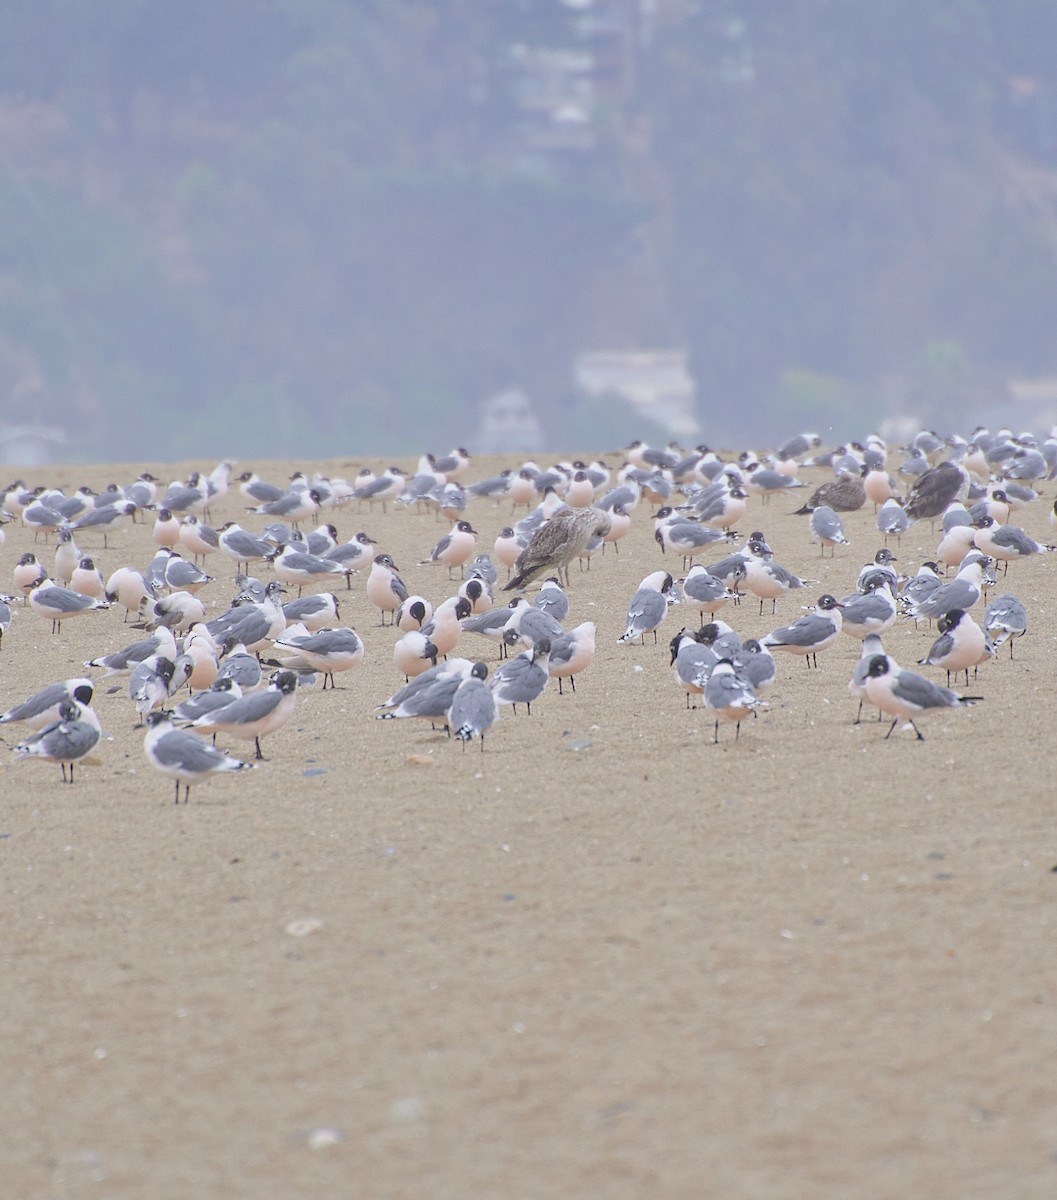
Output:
771,614,834,647
891,670,957,710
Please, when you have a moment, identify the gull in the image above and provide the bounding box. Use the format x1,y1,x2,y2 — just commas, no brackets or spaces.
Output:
808,505,849,555
178,516,220,564
704,659,764,742
670,627,717,708
22,498,68,541
395,595,434,632
547,620,596,694
215,643,263,692
271,626,364,689
0,677,96,732
237,471,283,505
862,653,980,741
353,467,406,511
744,463,804,503
503,507,612,590
366,554,409,625
904,461,969,522
564,469,596,508
653,507,734,566
27,578,109,632
130,654,177,716
271,535,349,596
161,476,207,515
53,530,82,585
762,594,844,667
490,638,551,714
839,578,898,640
460,598,529,658
532,577,569,623
743,555,812,615
247,487,322,527
172,677,244,729
140,589,207,632
86,625,178,675
864,466,899,508
983,593,1027,659
143,710,254,802
162,551,213,594
677,565,739,627
12,700,101,784
217,522,275,572
777,432,821,462
420,595,472,659
68,556,105,600
848,633,887,723
376,658,475,727
70,500,138,546
903,557,991,622
459,575,493,615
419,519,478,579
493,527,525,574
467,469,513,501
899,561,945,614
691,483,747,530
105,566,156,620
448,662,499,750
503,604,563,652
190,669,298,759
972,517,1053,573
153,508,181,548
0,592,12,647
207,579,288,655
918,608,990,686
617,570,674,644
856,546,900,594
392,628,439,679
936,521,978,570
733,638,776,695
466,552,498,587
793,469,866,514
181,625,220,691
13,551,48,601
601,503,632,553
302,522,339,558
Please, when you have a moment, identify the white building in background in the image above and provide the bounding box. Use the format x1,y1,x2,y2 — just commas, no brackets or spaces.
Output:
1006,376,1057,430
476,388,544,454
0,423,67,467
574,349,700,438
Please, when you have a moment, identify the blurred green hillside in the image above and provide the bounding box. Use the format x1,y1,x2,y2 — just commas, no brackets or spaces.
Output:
2,0,1057,460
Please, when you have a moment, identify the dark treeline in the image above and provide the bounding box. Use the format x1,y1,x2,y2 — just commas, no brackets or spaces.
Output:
2,0,1057,461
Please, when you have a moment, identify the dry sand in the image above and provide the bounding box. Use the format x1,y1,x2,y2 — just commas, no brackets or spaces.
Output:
2,452,1056,1199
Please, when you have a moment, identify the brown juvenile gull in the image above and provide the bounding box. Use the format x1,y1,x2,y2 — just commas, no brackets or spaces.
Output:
503,506,611,591
793,469,867,514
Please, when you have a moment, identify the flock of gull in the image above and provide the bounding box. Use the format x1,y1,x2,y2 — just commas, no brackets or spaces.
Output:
1,426,1054,800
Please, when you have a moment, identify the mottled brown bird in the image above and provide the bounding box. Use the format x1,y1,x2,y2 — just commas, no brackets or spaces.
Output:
794,470,867,514
503,507,612,591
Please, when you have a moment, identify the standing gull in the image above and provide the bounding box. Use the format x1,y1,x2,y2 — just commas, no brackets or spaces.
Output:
189,669,298,759
982,593,1027,658
762,594,844,668
862,653,980,741
12,700,101,784
143,710,254,802
617,571,674,645
704,659,764,743
503,507,611,590
490,638,551,715
447,662,499,750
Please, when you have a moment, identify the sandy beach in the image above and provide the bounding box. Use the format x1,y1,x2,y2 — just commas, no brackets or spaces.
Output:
2,451,1056,1199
